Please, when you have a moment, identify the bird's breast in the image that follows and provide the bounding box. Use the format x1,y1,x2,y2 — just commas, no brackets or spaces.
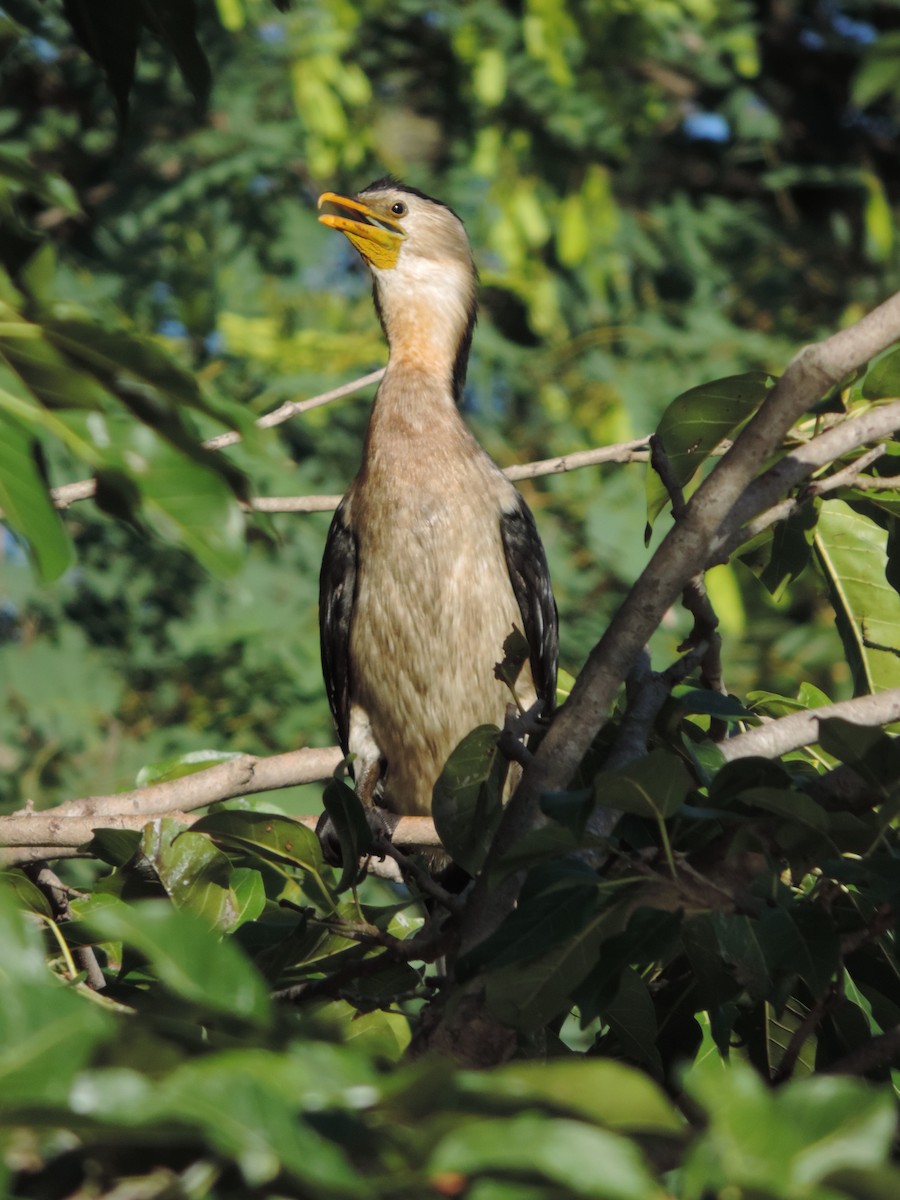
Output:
345,442,532,815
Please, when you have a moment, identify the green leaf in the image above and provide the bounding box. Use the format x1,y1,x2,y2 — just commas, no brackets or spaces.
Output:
814,499,900,692
709,912,772,1001
601,966,663,1077
593,749,692,820
646,371,774,530
126,432,245,576
739,500,819,600
0,883,111,1107
135,748,244,787
739,786,829,832
81,828,142,867
429,1114,666,1200
192,809,325,874
140,817,241,929
321,775,374,892
817,717,900,792
461,1059,683,1135
862,346,900,400
157,1057,362,1192
671,687,754,719
765,995,817,1080
140,0,212,106
0,322,113,410
229,867,267,929
432,724,505,874
481,890,629,1033
82,897,271,1025
0,412,73,581
683,1062,899,1199
62,0,141,116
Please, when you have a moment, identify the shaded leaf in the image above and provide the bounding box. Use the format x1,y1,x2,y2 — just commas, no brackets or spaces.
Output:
321,775,374,892
594,749,692,820
432,724,504,875
140,818,240,929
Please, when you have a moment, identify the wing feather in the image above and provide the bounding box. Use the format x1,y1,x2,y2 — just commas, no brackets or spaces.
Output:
499,496,559,710
319,499,357,754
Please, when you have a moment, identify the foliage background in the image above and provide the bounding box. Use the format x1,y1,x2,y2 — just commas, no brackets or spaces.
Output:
2,1,900,1196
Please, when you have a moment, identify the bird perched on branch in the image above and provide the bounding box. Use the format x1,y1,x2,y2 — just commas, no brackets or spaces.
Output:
317,177,558,849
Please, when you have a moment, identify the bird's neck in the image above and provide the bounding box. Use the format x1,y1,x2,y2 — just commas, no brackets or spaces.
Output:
373,263,476,406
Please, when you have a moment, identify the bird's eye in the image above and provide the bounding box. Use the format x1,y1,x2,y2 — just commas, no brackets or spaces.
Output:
390,201,408,216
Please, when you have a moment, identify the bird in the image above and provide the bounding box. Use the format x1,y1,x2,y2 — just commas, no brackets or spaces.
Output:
316,177,558,854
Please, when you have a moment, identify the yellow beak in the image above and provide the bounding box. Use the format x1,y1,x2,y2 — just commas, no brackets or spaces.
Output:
318,191,406,270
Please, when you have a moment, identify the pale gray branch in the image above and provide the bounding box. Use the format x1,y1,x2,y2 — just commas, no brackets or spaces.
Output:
711,400,900,561
718,689,900,761
0,747,342,852
204,368,386,450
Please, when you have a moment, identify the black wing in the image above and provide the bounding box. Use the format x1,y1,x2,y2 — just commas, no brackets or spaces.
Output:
319,499,358,755
500,495,559,711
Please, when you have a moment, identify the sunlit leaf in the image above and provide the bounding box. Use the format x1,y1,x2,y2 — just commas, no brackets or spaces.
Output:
82,897,271,1025
814,499,900,692
646,371,774,531
0,412,72,580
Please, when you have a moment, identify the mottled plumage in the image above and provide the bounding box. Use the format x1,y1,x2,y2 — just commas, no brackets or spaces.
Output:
318,178,558,822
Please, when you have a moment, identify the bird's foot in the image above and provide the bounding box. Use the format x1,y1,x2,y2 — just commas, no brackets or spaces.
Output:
316,802,400,867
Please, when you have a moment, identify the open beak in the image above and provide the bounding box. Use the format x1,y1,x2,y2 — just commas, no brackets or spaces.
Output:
318,191,406,270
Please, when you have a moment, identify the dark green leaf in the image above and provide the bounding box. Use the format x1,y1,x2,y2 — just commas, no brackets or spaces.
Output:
432,724,505,874
321,776,373,892
140,817,240,929
601,966,663,1077
139,0,212,106
594,749,692,820
861,345,900,400
646,371,774,529
63,0,141,116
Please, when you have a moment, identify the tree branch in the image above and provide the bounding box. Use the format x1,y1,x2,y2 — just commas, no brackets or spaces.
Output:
451,289,900,971
717,689,900,762
711,400,900,562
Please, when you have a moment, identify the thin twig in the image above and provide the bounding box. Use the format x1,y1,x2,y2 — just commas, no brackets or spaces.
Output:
49,369,386,509
27,864,107,990
205,368,386,450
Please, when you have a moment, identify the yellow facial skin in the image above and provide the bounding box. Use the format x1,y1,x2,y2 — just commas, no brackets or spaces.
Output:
318,191,406,270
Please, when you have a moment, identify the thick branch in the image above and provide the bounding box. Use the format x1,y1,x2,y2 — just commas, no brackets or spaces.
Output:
718,689,900,762
0,747,341,847
712,401,900,561
0,805,440,866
